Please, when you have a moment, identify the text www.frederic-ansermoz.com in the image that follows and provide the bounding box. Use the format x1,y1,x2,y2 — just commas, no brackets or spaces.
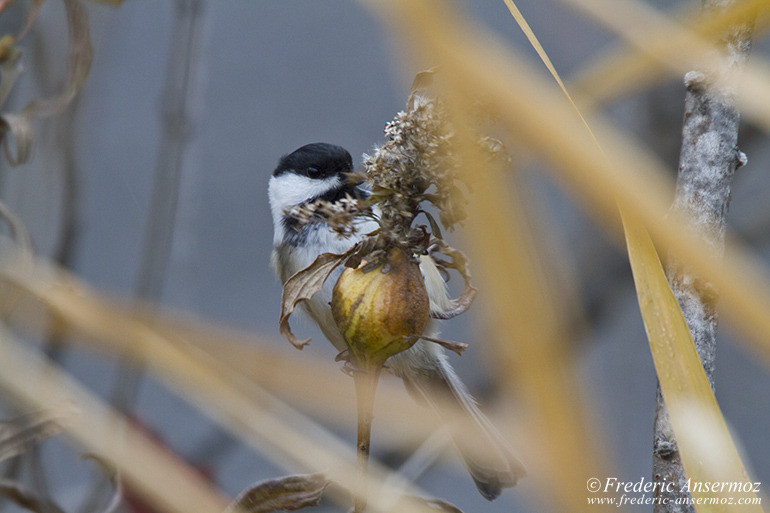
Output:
585,477,762,508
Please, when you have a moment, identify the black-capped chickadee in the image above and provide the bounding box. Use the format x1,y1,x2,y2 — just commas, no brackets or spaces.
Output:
269,142,525,500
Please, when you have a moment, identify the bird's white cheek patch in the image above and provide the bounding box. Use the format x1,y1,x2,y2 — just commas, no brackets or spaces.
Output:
269,174,340,213
268,173,341,244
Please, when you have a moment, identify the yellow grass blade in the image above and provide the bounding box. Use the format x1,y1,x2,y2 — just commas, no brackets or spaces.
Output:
502,0,604,153
372,3,618,512
622,214,762,511
501,1,567,96
454,133,611,512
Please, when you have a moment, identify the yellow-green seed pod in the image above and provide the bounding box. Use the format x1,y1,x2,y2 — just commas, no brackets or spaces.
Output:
331,247,429,367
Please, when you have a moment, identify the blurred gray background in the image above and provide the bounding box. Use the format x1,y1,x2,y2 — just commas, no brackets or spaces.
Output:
1,1,769,512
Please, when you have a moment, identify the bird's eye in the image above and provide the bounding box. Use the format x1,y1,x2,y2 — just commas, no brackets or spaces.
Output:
307,167,321,178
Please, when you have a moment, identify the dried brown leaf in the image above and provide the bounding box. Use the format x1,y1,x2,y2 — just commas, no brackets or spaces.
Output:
343,237,377,270
279,252,350,349
407,68,438,111
0,410,68,463
225,473,329,513
417,210,443,240
279,237,379,349
0,479,68,513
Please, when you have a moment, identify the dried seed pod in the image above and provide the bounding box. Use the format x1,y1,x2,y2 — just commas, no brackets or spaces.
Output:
331,247,430,367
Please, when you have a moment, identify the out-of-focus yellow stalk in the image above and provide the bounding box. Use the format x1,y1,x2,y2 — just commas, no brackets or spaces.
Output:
562,0,770,133
456,134,611,512
365,1,770,511
503,1,762,509
571,0,770,110
0,328,232,513
367,2,616,512
0,248,466,513
500,2,762,508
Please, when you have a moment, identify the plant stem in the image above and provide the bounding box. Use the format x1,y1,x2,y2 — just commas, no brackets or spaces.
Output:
111,0,206,414
353,362,381,513
654,2,753,511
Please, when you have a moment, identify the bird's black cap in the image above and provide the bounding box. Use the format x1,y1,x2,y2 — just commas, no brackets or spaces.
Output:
273,143,353,179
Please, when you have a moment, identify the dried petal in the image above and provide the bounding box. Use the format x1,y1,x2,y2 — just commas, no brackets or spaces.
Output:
225,473,329,513
427,241,477,319
279,252,349,349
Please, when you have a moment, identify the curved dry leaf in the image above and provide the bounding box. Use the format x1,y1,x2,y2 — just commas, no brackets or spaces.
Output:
26,0,92,119
279,238,378,348
82,454,123,513
279,252,350,349
2,0,93,166
0,479,68,513
408,68,438,111
0,410,67,463
0,200,33,254
0,42,22,107
416,210,443,240
225,473,329,513
426,241,477,320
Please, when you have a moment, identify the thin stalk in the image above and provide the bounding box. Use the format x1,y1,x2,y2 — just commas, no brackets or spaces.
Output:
353,363,382,513
111,0,206,413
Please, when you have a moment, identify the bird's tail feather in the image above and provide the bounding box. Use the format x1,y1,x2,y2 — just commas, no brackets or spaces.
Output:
403,362,526,501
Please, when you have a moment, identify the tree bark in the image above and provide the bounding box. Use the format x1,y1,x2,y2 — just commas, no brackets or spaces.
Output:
653,2,753,511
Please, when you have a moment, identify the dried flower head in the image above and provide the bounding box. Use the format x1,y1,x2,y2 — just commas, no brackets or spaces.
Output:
363,96,462,244
282,71,506,261
279,70,498,351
